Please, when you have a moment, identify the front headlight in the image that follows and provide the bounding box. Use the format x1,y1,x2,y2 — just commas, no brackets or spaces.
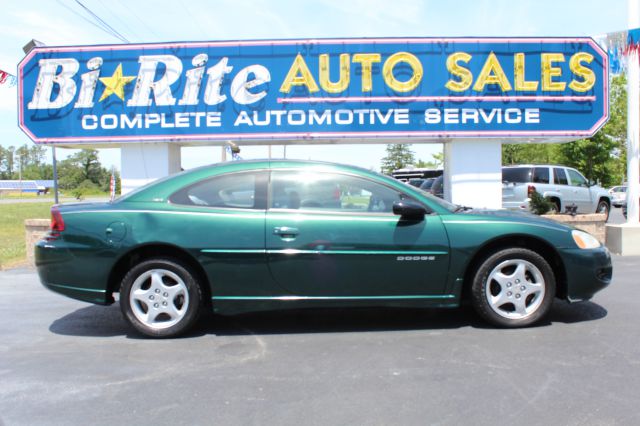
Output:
572,230,601,249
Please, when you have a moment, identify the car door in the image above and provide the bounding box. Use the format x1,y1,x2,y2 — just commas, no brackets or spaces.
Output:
552,167,572,210
566,168,593,212
265,169,450,297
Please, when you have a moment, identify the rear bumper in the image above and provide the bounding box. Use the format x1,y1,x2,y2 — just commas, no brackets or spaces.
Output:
503,200,529,210
35,239,114,305
560,246,612,302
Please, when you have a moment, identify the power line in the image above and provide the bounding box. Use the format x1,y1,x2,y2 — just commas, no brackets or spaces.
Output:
97,0,142,42
72,0,130,43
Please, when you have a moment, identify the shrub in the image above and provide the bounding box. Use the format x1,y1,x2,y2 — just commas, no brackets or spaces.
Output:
529,190,553,215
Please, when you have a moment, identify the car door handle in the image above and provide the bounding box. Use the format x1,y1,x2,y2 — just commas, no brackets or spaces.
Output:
273,226,299,238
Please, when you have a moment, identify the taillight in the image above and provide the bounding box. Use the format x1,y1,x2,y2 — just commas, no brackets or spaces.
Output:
51,206,65,233
527,185,536,197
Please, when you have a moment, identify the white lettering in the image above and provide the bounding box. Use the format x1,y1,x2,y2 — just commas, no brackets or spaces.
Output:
230,65,270,105
74,57,102,108
204,57,233,106
127,55,183,107
28,58,79,110
81,114,98,129
179,53,208,106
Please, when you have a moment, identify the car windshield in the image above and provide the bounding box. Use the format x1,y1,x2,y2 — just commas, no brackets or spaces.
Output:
502,167,531,183
414,187,458,211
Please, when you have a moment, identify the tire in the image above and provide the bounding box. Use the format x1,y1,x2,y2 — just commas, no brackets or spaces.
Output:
470,248,556,328
120,258,203,338
549,199,560,214
596,199,610,222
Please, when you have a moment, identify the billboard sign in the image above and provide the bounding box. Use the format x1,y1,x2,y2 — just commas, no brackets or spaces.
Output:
18,37,608,144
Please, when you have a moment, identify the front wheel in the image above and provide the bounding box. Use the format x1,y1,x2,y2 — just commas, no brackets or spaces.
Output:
470,248,556,328
120,258,203,338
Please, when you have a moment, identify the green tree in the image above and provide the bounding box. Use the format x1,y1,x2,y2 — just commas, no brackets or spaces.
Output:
58,149,109,190
558,75,627,187
1,146,16,179
502,143,561,165
415,152,444,169
502,75,627,187
380,144,416,174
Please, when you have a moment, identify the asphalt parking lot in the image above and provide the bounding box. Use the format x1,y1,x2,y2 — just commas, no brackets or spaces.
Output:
1,255,639,426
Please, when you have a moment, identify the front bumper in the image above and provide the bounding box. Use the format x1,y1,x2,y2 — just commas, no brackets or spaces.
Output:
560,246,612,302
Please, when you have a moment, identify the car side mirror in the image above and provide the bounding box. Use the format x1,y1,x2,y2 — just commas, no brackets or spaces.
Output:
393,200,426,219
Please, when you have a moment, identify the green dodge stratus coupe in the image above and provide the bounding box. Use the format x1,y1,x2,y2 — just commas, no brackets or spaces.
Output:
36,160,612,337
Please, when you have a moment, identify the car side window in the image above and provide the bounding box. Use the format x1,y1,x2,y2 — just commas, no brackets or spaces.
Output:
567,169,588,187
270,171,407,213
169,172,264,209
553,168,568,185
532,167,550,184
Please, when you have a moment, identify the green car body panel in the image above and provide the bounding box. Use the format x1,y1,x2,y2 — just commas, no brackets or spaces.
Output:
35,160,612,315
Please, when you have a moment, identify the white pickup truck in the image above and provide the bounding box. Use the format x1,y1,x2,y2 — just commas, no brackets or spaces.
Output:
502,165,611,219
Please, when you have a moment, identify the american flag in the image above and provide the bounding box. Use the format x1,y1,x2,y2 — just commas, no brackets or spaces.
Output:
0,69,17,88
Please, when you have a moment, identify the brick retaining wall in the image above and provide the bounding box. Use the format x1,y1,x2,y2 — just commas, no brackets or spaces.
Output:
542,213,607,243
24,219,50,267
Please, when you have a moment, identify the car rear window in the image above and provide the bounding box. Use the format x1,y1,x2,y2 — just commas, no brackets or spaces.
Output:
502,167,532,183
532,167,550,184
169,172,259,209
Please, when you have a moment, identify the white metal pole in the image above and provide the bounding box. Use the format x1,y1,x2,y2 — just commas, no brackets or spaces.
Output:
627,0,640,224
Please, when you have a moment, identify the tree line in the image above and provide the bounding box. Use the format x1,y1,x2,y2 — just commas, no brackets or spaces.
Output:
0,146,118,194
381,75,628,188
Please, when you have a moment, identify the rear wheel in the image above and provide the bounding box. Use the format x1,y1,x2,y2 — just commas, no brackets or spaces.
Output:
471,248,555,327
549,199,561,214
120,258,203,338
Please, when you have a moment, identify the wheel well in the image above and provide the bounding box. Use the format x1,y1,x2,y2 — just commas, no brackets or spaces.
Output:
598,197,610,206
460,235,568,301
548,197,561,209
107,244,211,307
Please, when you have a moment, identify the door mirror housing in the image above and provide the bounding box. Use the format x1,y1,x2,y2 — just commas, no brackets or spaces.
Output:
393,200,427,219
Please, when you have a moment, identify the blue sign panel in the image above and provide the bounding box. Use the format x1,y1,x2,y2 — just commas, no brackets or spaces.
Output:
18,37,608,144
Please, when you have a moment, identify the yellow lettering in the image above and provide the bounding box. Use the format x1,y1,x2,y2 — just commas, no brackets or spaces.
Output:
279,53,319,94
569,52,595,92
319,54,350,94
445,52,472,92
382,52,423,93
352,53,381,92
514,53,539,91
473,52,512,92
541,53,566,91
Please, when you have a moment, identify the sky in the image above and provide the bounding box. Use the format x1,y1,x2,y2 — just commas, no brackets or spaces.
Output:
0,0,630,172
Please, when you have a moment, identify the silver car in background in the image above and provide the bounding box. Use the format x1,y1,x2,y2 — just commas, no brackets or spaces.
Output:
608,185,627,208
502,165,611,218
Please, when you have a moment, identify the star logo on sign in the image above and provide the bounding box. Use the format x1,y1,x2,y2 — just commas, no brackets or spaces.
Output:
98,64,135,101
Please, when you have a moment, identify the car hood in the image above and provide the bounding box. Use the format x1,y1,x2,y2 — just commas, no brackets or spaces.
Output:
459,208,573,230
